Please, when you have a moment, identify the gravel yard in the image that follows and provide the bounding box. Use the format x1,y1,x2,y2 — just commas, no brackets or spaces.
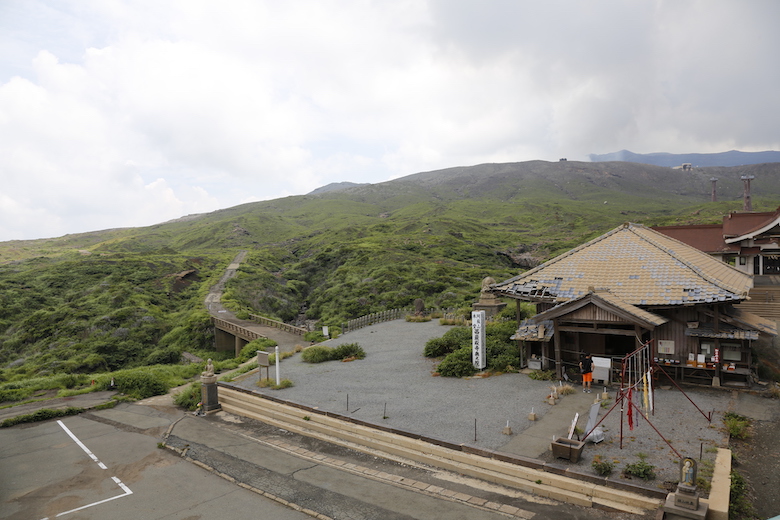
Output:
237,319,775,496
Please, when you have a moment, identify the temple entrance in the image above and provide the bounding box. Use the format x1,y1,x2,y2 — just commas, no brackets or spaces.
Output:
762,254,780,274
605,334,638,357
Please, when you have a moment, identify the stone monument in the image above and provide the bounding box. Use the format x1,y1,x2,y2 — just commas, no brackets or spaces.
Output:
662,457,708,520
472,277,506,318
200,358,221,413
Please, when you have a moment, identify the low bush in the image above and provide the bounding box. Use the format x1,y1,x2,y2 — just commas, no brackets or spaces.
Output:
302,343,365,363
424,327,471,357
591,455,615,476
301,345,333,363
304,331,327,344
723,412,750,440
623,453,656,480
238,338,278,362
436,347,476,377
173,382,202,411
332,343,366,360
111,370,169,399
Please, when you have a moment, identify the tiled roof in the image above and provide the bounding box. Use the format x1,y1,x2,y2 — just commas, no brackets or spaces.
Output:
723,207,780,238
492,223,753,306
511,319,554,341
652,224,738,254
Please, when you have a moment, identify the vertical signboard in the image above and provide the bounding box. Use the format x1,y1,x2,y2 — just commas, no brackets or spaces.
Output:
472,310,486,370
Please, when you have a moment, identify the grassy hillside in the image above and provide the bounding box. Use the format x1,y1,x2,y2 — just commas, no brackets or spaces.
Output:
1,160,779,384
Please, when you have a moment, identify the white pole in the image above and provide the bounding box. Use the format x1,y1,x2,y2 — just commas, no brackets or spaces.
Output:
275,346,280,385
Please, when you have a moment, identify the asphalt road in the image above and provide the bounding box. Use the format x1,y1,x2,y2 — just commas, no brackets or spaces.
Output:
1,397,650,520
0,411,312,520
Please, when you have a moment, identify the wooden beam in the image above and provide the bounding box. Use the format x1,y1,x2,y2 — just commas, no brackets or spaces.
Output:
558,325,637,336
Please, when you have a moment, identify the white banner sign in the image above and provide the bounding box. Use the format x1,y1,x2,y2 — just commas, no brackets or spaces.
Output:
472,310,486,370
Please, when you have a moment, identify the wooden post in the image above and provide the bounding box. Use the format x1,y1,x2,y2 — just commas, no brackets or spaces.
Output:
554,318,563,379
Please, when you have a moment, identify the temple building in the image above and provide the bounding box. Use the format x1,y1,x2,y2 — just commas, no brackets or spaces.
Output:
490,223,777,387
653,207,780,321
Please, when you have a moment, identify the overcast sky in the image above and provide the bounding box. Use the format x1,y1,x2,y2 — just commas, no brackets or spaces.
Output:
1,1,778,241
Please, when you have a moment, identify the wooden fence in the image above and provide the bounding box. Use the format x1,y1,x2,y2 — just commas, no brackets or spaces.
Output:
342,308,411,334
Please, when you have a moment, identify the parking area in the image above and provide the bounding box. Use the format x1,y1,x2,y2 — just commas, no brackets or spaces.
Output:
0,413,311,520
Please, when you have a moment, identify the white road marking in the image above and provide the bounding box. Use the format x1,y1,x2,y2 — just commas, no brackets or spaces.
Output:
38,421,134,519
56,420,107,469
39,477,134,519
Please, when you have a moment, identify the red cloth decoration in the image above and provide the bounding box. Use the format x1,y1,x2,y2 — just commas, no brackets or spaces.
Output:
627,388,634,430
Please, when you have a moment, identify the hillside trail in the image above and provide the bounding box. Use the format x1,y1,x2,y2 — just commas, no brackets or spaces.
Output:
143,250,307,408
205,250,306,353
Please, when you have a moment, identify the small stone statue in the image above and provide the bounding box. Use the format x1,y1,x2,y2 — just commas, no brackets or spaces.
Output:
681,458,696,487
202,358,214,378
480,276,495,294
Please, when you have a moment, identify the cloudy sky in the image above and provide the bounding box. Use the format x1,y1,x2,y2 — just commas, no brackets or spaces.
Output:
1,1,778,241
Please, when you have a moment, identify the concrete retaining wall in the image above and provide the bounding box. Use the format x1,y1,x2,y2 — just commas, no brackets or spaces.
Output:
218,383,665,514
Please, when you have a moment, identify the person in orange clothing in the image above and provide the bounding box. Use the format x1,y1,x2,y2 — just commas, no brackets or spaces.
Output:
579,353,593,393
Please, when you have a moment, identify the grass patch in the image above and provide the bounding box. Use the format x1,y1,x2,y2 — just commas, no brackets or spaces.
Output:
173,382,202,411
1,406,84,428
528,369,556,381
301,343,365,363
723,412,751,440
257,378,294,390
591,455,615,476
405,315,432,323
623,453,656,481
729,470,756,519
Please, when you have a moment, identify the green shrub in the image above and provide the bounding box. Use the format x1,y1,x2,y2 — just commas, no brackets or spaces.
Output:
332,343,366,360
424,326,470,358
623,453,656,480
304,331,327,343
424,337,451,357
436,347,476,377
112,370,169,399
591,455,615,476
238,338,278,362
723,412,750,440
488,352,519,373
301,343,365,363
173,382,202,411
301,345,333,363
144,348,181,366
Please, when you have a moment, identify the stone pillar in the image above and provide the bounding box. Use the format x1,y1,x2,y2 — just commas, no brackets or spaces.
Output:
200,359,221,413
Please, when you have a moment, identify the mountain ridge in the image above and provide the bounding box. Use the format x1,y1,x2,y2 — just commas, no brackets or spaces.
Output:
589,149,780,167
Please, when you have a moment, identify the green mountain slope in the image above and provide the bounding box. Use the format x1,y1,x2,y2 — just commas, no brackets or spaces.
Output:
1,160,779,382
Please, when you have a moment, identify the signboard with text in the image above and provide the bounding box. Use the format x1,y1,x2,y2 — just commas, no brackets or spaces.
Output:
472,310,486,370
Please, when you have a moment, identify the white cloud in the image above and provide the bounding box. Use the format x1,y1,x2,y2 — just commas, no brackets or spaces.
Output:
0,0,778,240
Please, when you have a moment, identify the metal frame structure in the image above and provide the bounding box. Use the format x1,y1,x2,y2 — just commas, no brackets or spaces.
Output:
582,338,712,458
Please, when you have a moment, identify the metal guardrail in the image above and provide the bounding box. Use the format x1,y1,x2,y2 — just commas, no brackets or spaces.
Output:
248,313,307,336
